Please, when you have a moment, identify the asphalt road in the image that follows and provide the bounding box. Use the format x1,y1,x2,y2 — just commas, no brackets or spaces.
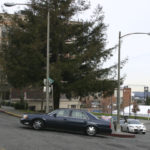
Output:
0,112,150,150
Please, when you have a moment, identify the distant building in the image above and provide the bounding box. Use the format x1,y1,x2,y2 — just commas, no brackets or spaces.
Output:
10,88,81,111
101,87,132,113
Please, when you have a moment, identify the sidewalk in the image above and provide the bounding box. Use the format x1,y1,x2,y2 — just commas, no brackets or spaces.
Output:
0,106,135,138
0,106,23,118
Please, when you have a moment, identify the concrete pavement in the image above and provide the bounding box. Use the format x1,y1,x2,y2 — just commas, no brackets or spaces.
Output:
2,112,150,150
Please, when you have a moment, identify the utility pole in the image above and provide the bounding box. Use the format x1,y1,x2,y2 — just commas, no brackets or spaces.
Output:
116,31,121,132
116,31,150,132
45,0,53,113
46,6,50,113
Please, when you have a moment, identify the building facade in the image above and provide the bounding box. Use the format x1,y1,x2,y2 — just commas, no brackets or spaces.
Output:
100,87,132,114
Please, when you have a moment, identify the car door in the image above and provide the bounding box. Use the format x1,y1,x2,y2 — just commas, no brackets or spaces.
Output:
46,109,70,130
66,110,88,132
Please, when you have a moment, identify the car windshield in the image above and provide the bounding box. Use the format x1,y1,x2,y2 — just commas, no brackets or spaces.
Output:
88,112,100,120
128,120,141,124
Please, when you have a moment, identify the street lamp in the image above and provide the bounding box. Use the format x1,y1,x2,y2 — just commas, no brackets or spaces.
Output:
4,3,31,7
116,31,150,132
4,2,51,113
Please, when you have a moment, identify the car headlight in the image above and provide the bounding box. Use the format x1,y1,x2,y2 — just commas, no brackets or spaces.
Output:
23,114,28,119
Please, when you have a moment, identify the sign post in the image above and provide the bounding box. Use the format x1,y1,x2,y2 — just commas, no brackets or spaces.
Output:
43,78,54,110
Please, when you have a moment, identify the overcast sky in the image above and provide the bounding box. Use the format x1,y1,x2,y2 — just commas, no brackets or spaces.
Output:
1,0,150,92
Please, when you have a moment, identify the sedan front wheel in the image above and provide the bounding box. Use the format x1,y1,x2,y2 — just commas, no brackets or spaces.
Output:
32,119,44,130
86,126,97,136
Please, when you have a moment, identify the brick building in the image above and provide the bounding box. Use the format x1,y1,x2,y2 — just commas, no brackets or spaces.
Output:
101,87,132,113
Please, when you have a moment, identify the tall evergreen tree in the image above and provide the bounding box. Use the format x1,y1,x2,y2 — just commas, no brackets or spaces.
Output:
1,0,118,109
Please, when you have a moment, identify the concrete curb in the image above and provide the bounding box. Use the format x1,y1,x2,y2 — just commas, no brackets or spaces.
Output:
110,133,135,138
0,109,22,118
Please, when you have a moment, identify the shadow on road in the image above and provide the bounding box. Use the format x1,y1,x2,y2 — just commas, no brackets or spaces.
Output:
19,126,109,139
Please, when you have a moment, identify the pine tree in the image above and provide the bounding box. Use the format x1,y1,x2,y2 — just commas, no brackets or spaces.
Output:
1,0,118,109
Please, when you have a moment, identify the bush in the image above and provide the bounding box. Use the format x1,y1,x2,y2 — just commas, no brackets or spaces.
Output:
1,101,11,106
14,101,28,110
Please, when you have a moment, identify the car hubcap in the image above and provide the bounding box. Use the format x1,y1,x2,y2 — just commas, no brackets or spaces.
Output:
87,126,96,135
33,120,42,129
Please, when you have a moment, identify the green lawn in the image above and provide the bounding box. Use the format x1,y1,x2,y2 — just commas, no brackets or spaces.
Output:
92,112,150,120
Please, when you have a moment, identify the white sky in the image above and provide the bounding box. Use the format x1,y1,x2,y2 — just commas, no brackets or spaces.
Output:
0,0,150,92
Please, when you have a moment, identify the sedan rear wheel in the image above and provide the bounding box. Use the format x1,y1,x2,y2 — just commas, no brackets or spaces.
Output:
32,119,44,130
86,126,97,136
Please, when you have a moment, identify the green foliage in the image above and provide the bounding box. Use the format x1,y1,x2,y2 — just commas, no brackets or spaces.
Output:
1,0,118,109
1,101,11,106
14,101,28,110
93,113,150,120
1,101,15,107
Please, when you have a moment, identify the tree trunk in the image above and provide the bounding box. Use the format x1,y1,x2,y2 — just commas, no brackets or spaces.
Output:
53,83,60,109
134,113,136,119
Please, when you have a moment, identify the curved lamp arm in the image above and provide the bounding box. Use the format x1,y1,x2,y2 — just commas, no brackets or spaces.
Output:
4,3,31,7
121,32,150,39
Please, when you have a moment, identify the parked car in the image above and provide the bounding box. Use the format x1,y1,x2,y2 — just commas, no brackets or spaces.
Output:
120,119,146,134
20,108,112,136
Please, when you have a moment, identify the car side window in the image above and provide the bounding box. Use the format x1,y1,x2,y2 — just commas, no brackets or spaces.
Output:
56,109,70,117
48,110,58,116
71,110,88,120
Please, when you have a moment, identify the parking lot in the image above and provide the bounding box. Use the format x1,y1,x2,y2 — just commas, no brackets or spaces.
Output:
0,112,150,150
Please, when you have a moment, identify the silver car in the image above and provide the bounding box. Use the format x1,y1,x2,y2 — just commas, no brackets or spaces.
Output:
120,119,146,134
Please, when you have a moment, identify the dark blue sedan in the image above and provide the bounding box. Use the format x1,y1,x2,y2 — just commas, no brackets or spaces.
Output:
20,108,112,136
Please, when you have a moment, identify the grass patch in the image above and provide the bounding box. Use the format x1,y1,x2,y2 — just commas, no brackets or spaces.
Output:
92,112,150,120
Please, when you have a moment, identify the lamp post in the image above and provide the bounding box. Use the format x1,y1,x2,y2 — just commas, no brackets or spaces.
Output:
4,1,51,113
116,31,150,132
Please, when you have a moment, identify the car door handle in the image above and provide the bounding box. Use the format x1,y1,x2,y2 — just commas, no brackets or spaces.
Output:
63,118,67,121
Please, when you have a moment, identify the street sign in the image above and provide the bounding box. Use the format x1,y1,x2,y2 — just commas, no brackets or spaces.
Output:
48,77,54,84
43,78,54,85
